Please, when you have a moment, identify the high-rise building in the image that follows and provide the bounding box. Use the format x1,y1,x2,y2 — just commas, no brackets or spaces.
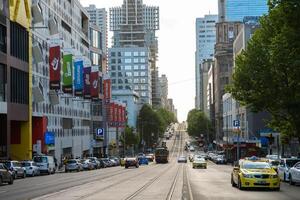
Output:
0,0,32,160
218,0,268,22
85,5,108,55
158,74,168,109
30,0,93,163
109,0,159,107
195,15,217,110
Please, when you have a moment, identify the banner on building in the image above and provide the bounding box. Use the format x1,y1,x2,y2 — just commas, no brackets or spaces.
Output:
49,46,61,90
74,60,84,96
90,66,99,100
103,79,111,104
83,67,91,99
62,54,73,93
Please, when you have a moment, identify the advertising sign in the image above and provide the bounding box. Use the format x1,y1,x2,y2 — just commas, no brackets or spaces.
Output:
90,66,99,99
45,132,55,145
62,54,73,93
103,79,111,104
74,60,84,96
83,67,91,99
49,46,61,90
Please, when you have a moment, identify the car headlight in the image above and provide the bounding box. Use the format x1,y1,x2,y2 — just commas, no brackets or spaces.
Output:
242,173,253,178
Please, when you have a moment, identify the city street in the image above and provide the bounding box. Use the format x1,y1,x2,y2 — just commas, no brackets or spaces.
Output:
0,131,299,200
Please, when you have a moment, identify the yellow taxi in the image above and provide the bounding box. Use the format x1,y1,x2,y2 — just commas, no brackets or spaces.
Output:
192,157,207,169
231,157,280,190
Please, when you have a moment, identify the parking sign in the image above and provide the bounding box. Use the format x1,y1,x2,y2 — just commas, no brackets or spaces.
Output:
233,120,240,128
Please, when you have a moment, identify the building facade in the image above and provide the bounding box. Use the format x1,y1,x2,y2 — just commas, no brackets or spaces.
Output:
201,60,213,117
195,15,217,109
158,74,168,109
218,0,268,22
108,47,152,105
0,0,32,160
85,5,108,55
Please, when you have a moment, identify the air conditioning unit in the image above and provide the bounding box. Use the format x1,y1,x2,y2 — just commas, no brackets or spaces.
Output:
49,90,59,105
32,42,43,63
31,2,43,24
32,81,44,103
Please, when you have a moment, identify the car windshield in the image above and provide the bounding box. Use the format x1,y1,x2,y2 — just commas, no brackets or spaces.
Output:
67,160,77,164
286,159,300,167
21,162,31,167
242,162,271,169
271,160,280,166
34,157,48,163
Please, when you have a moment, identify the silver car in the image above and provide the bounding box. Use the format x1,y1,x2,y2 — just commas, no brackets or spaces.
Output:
21,161,40,177
289,161,300,185
65,159,83,172
4,161,26,179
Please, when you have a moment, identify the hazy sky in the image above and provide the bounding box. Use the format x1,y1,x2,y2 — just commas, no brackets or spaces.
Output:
80,0,218,122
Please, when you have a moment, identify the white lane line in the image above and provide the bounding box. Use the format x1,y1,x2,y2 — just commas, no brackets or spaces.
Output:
0,190,7,194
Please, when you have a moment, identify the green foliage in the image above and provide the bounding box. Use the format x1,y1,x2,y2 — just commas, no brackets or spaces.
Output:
137,105,176,147
186,109,213,141
228,0,300,139
120,126,139,148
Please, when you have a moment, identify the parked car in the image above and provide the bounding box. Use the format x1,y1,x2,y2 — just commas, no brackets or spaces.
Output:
109,157,120,166
0,163,14,185
177,155,187,163
145,154,154,162
101,158,113,167
81,159,95,170
288,161,300,185
21,161,40,177
3,161,26,179
33,155,56,175
138,156,149,165
213,155,227,164
88,157,101,169
125,157,139,168
277,158,300,182
98,158,108,168
65,159,83,172
189,146,195,152
193,158,207,169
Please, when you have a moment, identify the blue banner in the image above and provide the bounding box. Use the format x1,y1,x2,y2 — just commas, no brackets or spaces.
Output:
45,132,55,145
74,60,84,96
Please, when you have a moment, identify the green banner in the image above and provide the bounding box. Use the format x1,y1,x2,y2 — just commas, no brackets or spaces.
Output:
63,54,73,93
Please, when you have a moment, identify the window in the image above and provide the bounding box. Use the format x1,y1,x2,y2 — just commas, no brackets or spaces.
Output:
125,58,131,63
111,59,116,64
0,24,6,53
118,79,123,84
118,86,123,89
0,64,6,101
91,29,100,48
124,65,132,70
125,72,132,77
133,58,139,63
134,85,139,90
125,85,131,90
111,65,116,70
140,51,146,56
111,72,116,77
140,85,146,90
10,22,29,62
134,65,139,70
140,58,146,63
140,72,146,76
91,52,100,65
118,72,123,77
110,52,116,57
134,79,139,83
133,52,138,56
124,52,131,57
141,78,146,83
10,67,29,104
141,92,146,97
134,72,139,77
140,65,146,70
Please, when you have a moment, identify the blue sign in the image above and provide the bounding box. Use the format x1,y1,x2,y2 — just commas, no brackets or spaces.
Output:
233,120,240,127
45,132,55,145
74,60,84,95
96,128,104,137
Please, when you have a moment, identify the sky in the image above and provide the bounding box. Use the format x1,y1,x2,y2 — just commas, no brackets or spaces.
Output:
80,0,218,122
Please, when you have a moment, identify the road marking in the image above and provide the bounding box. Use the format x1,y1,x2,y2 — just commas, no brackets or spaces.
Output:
0,190,7,194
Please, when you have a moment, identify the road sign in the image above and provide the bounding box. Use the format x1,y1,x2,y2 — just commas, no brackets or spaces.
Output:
233,120,240,128
96,128,104,136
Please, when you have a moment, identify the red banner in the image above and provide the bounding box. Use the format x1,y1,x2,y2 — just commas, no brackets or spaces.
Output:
103,79,111,104
90,68,99,99
49,46,61,90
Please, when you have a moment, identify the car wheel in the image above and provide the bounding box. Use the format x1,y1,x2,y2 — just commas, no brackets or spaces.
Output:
23,172,26,178
283,173,286,182
238,177,243,190
0,176,2,185
289,174,295,185
274,187,280,191
8,176,13,185
136,165,139,168
13,172,17,179
32,172,35,177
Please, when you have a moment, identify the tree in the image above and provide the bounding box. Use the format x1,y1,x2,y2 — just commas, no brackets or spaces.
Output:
155,108,177,133
227,0,300,140
120,126,139,148
186,109,213,142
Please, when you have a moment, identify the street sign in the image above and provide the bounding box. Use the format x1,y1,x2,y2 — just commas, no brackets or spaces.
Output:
96,128,104,137
233,120,240,128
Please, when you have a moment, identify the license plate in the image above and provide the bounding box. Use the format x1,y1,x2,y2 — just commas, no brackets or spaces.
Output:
257,180,266,184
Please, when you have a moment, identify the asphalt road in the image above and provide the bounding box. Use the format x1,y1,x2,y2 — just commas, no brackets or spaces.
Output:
1,129,300,200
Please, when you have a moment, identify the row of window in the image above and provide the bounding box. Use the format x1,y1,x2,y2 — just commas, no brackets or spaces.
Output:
11,67,29,104
111,78,148,84
0,64,6,102
110,58,147,64
10,22,29,62
110,51,147,57
110,71,148,77
110,65,147,71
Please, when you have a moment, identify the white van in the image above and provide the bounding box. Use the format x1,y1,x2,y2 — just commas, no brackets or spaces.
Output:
33,155,56,175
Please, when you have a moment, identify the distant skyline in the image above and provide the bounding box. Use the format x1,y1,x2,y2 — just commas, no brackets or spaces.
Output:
80,0,218,122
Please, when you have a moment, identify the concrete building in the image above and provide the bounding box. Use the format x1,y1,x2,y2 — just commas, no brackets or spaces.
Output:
201,60,213,117
85,5,108,55
108,47,152,104
195,15,217,109
158,74,168,109
214,21,242,142
0,0,32,160
222,20,270,144
109,0,159,107
218,0,268,22
206,62,215,122
112,89,140,128
30,0,94,163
